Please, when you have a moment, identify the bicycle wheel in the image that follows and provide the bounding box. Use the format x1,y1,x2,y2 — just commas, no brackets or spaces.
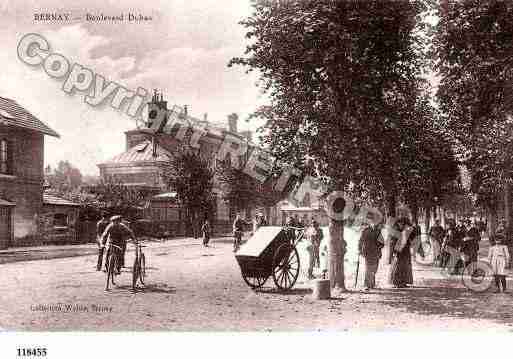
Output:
132,256,140,291
139,253,146,285
105,253,117,291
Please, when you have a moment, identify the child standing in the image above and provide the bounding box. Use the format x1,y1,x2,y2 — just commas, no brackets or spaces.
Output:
488,234,510,292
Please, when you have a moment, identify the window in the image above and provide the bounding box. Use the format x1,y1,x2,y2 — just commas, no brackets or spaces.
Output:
0,139,11,175
53,213,68,227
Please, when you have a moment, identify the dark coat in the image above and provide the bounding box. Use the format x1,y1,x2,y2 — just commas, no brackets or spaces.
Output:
389,228,414,286
358,225,384,262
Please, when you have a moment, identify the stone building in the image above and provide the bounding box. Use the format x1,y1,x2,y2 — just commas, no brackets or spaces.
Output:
40,192,80,243
97,92,278,236
0,96,60,248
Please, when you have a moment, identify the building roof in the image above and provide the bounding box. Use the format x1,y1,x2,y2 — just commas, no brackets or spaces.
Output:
0,97,60,137
99,140,172,166
43,193,81,207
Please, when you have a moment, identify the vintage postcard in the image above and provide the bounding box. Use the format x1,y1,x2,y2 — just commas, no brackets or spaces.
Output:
1,0,513,355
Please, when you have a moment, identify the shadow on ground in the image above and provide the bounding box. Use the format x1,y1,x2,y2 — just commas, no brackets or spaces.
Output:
114,283,177,294
256,287,312,296
373,278,513,325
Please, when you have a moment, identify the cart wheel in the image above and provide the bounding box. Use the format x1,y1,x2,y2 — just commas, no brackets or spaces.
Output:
242,273,268,289
272,243,300,291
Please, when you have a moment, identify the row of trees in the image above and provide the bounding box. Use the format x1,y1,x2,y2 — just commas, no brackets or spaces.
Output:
229,0,513,289
434,0,513,234
230,0,460,225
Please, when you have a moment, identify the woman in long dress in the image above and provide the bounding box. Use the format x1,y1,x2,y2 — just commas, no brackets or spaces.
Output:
388,218,414,288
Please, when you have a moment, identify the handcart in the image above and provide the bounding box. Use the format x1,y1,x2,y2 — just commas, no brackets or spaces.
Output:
235,226,304,291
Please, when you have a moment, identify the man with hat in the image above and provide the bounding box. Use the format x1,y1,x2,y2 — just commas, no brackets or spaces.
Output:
101,215,137,273
358,221,384,290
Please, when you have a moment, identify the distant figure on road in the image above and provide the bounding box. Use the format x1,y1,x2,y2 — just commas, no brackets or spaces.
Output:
201,219,211,247
358,222,384,290
305,220,322,279
453,220,468,274
428,220,444,267
233,215,246,252
488,234,510,293
96,212,110,271
311,220,323,269
462,220,481,268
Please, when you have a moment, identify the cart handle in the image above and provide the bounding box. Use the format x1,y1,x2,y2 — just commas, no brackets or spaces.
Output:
284,226,305,231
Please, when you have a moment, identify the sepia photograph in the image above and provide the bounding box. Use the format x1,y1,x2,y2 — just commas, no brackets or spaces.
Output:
1,1,513,353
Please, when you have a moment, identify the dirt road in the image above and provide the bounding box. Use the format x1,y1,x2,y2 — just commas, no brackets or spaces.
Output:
1,235,512,331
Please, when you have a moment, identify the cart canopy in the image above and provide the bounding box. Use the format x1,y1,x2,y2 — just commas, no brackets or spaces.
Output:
236,226,285,257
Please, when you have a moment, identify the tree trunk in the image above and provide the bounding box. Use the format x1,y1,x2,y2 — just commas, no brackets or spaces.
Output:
505,181,512,235
424,206,431,234
384,189,397,265
488,205,498,238
385,191,397,219
411,202,419,227
328,218,346,291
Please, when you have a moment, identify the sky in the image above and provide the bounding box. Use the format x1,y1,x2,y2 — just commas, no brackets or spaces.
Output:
0,0,266,175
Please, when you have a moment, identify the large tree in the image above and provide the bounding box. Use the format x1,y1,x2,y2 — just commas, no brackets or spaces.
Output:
231,0,434,289
163,147,215,237
231,0,434,216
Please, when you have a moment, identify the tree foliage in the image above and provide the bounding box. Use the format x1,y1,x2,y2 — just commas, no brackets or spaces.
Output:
230,0,457,219
163,147,215,223
44,161,83,193
434,0,513,212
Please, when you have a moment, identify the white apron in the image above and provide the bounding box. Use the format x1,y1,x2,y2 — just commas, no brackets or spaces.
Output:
488,244,510,275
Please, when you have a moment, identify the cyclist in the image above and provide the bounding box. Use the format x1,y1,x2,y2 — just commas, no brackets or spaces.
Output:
101,215,137,274
233,214,246,252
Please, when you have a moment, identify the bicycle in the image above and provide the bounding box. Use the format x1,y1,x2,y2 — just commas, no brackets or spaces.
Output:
105,243,123,291
132,242,147,290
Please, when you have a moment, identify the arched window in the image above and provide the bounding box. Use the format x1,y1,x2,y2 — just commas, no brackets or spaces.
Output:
0,139,10,175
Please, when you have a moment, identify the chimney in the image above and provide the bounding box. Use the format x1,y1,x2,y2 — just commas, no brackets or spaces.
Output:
203,113,208,122
150,89,167,110
228,113,238,133
184,105,188,118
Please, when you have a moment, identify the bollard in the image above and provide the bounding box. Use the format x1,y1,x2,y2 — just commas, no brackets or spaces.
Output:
311,278,331,300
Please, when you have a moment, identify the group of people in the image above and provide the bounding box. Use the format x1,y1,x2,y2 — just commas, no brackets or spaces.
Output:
357,218,417,290
429,219,481,273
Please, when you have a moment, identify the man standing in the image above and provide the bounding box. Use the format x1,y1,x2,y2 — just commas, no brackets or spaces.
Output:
96,212,110,271
466,220,481,266
312,220,323,269
358,222,384,290
429,220,445,266
101,215,136,273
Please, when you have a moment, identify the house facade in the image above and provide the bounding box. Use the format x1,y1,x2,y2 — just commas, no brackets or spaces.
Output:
40,192,81,243
0,96,60,248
